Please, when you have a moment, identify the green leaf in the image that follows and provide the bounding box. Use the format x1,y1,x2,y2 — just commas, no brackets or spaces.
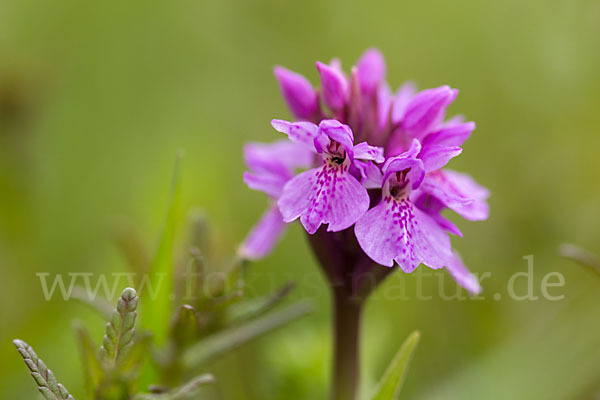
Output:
205,257,248,300
171,304,202,345
134,374,214,400
99,287,139,366
183,300,313,369
13,339,75,400
223,281,295,325
142,153,182,343
73,323,105,399
370,331,420,400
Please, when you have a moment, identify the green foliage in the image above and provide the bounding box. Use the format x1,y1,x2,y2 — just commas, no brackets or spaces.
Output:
183,300,313,369
134,375,215,400
73,323,105,399
369,331,421,400
13,339,75,400
12,161,311,399
100,288,138,366
143,154,183,344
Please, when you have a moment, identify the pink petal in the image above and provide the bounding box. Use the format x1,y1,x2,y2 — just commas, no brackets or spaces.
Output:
316,61,348,110
411,191,463,236
317,119,355,158
354,160,383,189
356,48,386,95
273,66,318,120
278,165,369,234
377,83,393,130
239,204,287,260
353,142,385,163
355,198,452,272
244,140,313,173
382,139,425,189
419,145,462,172
391,81,417,123
271,119,319,148
243,171,287,198
446,252,482,294
422,121,475,148
402,86,458,139
420,170,490,221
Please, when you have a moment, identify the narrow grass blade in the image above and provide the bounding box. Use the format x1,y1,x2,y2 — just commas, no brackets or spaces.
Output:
183,300,313,369
142,154,182,343
13,339,75,400
370,331,420,400
100,287,138,366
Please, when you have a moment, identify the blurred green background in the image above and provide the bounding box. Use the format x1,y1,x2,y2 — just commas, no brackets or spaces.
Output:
1,0,600,399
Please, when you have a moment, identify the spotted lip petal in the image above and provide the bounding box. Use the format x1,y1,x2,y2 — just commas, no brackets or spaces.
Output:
278,164,370,234
239,204,287,260
354,198,452,272
273,66,318,120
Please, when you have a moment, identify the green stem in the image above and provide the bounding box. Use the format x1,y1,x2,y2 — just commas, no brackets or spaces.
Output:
331,288,363,400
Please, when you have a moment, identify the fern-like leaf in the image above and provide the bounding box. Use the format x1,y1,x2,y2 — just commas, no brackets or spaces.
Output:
99,287,138,366
13,339,75,400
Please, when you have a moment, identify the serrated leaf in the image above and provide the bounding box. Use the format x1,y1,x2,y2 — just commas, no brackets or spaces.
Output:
100,287,138,367
142,154,182,343
117,330,152,373
370,331,420,400
183,300,312,369
13,339,75,400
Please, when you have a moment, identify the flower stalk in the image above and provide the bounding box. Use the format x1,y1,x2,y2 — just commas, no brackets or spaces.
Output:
331,285,363,400
307,227,394,400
